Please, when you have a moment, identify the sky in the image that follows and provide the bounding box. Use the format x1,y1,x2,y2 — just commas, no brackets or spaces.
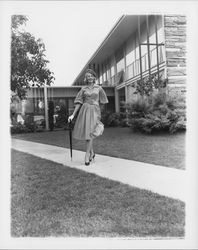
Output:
2,0,192,87
23,2,122,86
10,1,136,86
4,0,191,87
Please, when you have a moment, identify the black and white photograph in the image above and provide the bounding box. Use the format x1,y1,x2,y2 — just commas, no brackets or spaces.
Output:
0,0,198,249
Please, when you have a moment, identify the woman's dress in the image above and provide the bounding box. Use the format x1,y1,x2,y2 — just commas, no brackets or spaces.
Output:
73,85,108,140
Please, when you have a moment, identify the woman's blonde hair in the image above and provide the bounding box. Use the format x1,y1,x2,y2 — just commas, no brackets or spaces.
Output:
84,68,97,84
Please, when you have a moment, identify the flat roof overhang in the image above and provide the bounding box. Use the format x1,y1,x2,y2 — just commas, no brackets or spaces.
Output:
27,86,115,98
72,15,146,85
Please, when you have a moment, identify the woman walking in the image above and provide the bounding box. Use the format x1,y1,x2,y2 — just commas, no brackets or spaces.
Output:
68,69,108,165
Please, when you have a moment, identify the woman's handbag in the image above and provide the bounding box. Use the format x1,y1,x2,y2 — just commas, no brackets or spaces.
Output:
90,121,104,138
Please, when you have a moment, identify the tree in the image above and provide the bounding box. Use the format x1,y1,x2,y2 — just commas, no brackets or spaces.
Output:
11,15,55,99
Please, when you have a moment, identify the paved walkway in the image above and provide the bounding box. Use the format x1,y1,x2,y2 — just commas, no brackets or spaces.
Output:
11,138,186,202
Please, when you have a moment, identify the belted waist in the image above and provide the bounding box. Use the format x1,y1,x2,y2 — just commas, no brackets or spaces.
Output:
84,100,99,106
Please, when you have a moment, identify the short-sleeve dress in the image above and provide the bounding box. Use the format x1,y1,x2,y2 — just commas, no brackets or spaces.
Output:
73,85,108,140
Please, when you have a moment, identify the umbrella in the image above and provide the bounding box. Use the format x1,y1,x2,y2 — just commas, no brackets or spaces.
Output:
68,120,73,161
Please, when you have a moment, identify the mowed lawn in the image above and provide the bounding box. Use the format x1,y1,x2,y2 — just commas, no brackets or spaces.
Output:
12,127,186,169
11,149,185,237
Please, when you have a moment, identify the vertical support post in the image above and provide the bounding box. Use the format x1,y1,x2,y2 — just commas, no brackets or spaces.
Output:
109,60,112,79
155,15,160,81
123,42,127,102
125,85,128,103
113,53,117,86
98,64,100,85
102,63,104,83
146,15,151,79
123,42,127,80
114,53,117,75
138,16,143,79
114,88,120,112
105,63,108,82
44,84,49,130
106,59,109,82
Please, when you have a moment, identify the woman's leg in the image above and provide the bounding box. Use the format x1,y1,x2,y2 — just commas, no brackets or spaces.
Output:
90,139,93,154
90,139,95,161
85,140,91,163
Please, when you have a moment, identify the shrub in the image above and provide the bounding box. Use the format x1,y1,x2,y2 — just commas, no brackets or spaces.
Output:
127,92,186,134
101,111,111,127
107,113,121,127
132,74,168,96
24,115,38,132
34,119,45,132
10,122,31,134
119,112,129,127
125,98,151,118
11,115,46,134
101,111,129,127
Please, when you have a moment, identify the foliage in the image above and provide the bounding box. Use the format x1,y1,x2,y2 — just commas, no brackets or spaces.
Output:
34,119,45,132
11,115,45,134
10,123,31,134
126,92,186,134
24,115,36,132
131,73,168,96
101,111,129,127
11,15,55,99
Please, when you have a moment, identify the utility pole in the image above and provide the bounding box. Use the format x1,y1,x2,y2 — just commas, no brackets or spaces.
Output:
44,84,49,130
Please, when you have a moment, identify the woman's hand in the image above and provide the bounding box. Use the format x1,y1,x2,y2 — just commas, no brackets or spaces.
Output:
68,114,74,123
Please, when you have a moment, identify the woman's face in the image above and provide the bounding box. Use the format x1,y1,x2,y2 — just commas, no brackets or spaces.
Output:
85,73,95,84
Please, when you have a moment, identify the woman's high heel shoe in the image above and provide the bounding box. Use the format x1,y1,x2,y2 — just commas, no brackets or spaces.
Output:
85,153,90,166
89,153,95,162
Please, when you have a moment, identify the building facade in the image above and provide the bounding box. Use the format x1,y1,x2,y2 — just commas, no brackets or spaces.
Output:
11,14,186,129
11,86,115,125
72,15,186,112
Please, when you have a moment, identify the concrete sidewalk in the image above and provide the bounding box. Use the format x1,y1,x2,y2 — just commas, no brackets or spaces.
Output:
11,138,186,202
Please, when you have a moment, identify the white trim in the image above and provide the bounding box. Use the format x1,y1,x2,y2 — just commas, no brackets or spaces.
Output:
162,15,168,79
168,75,187,79
72,15,125,85
168,83,186,88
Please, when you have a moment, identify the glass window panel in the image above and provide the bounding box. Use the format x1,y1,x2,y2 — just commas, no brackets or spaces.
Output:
150,45,157,67
115,47,124,62
110,65,115,76
117,58,124,73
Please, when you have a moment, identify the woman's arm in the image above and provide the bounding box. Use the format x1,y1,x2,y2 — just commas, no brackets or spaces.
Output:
68,104,81,122
72,104,81,117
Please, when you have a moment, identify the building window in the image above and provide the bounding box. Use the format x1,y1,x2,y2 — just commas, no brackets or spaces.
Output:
115,47,124,73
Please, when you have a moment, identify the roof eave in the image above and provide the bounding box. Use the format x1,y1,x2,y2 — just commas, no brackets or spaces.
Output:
71,15,126,85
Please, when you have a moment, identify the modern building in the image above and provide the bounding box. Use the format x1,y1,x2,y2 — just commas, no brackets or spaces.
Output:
21,85,115,117
72,14,186,112
11,14,186,128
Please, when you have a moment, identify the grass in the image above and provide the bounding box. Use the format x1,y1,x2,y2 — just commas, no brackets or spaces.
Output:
11,149,185,237
12,127,185,169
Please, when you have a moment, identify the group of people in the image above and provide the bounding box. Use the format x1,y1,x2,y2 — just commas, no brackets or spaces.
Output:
68,68,108,165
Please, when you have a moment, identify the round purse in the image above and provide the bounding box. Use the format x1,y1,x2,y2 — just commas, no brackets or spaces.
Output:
90,121,104,138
